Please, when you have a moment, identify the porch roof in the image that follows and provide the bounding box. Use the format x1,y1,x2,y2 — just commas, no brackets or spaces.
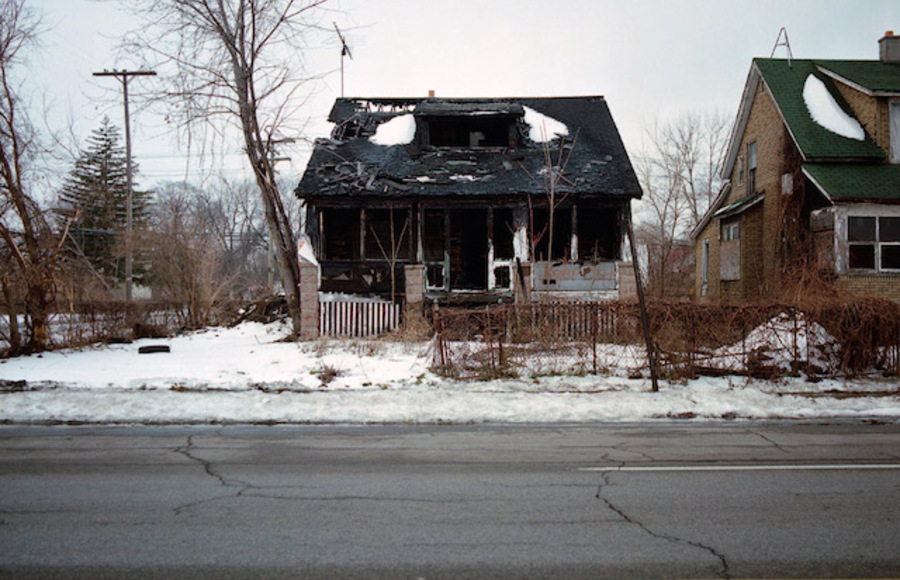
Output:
803,163,900,202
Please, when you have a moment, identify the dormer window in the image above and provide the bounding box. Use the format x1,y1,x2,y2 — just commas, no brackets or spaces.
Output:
426,116,515,148
414,101,523,149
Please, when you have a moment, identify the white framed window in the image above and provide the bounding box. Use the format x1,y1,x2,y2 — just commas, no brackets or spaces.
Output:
746,141,757,194
847,216,900,271
701,239,710,296
722,221,740,242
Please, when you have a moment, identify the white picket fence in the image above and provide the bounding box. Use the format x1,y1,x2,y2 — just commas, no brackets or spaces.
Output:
319,300,402,338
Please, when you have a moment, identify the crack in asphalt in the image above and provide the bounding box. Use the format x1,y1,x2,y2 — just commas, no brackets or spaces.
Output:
595,471,731,580
172,434,252,515
747,429,790,454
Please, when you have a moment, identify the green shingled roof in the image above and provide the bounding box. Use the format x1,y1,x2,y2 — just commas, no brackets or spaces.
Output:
803,163,900,201
815,59,900,94
754,58,886,161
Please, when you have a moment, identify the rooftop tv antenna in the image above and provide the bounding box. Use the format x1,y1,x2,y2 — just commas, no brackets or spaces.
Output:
333,22,353,97
770,27,793,66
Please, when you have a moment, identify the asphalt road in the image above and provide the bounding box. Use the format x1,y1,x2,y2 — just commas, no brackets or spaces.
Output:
1,422,899,579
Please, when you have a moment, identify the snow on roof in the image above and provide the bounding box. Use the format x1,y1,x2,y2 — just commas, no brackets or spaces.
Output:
523,106,569,143
802,74,865,141
370,114,416,146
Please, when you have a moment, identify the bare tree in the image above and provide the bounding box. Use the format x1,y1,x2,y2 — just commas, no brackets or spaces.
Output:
0,0,62,353
122,0,331,337
147,182,233,328
635,110,731,298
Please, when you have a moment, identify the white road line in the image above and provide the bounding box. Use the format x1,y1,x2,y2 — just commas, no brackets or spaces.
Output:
579,463,900,472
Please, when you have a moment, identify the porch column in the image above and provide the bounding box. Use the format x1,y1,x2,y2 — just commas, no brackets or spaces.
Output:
299,261,319,340
404,264,426,321
618,262,637,300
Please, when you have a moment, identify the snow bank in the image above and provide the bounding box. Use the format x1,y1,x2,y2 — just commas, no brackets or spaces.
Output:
523,106,569,143
370,114,416,145
803,75,865,140
1,320,898,424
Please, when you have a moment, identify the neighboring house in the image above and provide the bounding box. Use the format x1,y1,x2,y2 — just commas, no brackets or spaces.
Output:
692,32,900,302
296,96,642,305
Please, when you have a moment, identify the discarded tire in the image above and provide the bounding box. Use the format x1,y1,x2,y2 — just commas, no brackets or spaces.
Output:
138,345,170,354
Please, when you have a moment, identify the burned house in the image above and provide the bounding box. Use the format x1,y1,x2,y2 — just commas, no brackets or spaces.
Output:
296,96,642,304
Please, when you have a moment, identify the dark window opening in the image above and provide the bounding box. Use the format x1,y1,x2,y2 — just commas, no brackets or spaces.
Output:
449,208,488,289
322,208,360,260
880,217,900,242
578,206,620,261
848,216,876,241
881,245,900,270
427,117,514,148
532,207,572,261
423,209,445,262
364,208,412,262
492,208,515,259
426,264,445,288
493,265,511,289
849,244,876,269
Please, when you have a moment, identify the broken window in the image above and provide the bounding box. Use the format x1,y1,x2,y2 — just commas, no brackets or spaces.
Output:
449,208,488,289
492,208,515,259
321,208,360,260
426,117,515,148
577,206,620,261
423,208,447,289
364,208,412,262
532,207,572,261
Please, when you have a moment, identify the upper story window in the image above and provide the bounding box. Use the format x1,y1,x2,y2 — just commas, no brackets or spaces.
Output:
848,216,900,271
414,102,523,149
746,141,758,194
426,117,515,148
722,220,740,242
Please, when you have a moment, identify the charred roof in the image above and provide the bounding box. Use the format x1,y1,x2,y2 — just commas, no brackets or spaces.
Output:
296,96,642,202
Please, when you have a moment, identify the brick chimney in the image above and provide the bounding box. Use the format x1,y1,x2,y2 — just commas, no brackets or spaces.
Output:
879,31,900,63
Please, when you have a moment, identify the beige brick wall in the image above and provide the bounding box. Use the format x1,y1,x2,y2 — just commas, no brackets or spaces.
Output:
695,80,788,302
835,274,900,302
832,79,891,151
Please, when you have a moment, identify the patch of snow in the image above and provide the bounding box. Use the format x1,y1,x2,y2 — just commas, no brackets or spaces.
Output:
298,235,318,265
802,75,865,141
1,319,899,424
318,292,386,303
523,106,569,143
450,175,477,182
415,176,435,183
370,114,416,146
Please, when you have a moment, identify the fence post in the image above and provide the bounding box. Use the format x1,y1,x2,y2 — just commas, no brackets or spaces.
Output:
591,302,598,374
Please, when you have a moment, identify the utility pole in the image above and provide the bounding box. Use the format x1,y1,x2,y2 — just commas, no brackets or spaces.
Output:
92,69,156,301
267,153,291,292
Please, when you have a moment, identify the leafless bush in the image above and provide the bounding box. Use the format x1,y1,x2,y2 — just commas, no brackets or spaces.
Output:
431,299,900,381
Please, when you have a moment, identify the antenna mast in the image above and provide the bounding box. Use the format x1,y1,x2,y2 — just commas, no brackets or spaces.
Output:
770,27,793,65
333,22,353,97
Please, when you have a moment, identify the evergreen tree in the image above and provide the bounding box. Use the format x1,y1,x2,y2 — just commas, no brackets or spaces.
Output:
57,117,151,284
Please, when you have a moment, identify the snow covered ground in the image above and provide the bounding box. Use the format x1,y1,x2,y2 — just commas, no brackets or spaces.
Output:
1,320,898,424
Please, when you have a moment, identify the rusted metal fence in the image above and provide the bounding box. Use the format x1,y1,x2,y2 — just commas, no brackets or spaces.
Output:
431,300,900,380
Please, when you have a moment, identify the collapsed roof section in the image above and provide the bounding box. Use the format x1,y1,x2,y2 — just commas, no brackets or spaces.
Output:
296,96,642,202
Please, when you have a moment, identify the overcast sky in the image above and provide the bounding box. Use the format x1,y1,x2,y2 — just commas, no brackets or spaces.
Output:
28,0,900,190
